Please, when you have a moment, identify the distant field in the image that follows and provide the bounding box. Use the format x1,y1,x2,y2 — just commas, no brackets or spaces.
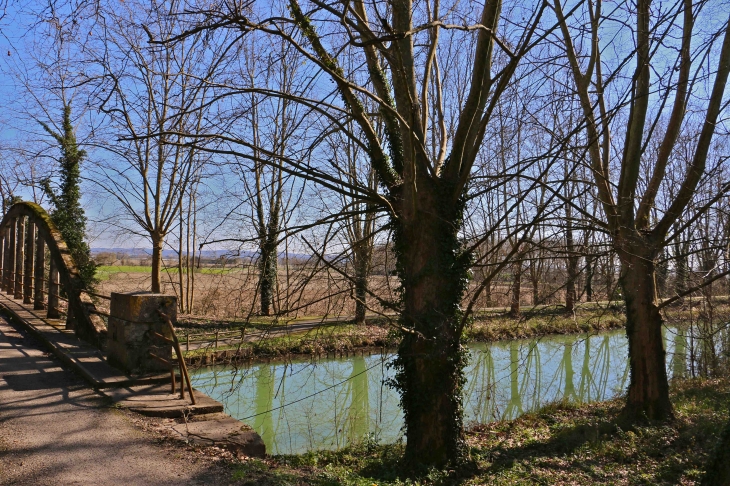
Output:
96,265,236,281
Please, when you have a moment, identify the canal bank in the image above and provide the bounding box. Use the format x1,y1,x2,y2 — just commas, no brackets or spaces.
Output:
227,375,729,485
189,323,711,456
179,304,627,365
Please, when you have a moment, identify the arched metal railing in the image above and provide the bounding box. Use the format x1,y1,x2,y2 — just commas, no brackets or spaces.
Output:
0,202,106,347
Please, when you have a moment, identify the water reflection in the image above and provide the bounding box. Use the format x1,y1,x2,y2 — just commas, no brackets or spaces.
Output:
191,327,704,455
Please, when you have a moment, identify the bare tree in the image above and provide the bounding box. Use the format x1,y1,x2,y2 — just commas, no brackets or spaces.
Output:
553,0,730,419
177,0,549,467
86,0,235,292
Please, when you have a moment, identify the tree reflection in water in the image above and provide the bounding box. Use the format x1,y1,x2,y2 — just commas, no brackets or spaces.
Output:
191,326,722,455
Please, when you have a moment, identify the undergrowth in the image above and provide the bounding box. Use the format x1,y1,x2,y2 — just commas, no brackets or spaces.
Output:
230,377,730,485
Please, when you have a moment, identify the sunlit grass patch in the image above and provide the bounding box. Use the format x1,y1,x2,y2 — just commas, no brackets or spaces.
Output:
229,377,730,485
465,306,626,342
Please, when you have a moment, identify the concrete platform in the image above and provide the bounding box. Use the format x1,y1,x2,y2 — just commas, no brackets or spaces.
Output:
171,414,266,458
102,383,224,417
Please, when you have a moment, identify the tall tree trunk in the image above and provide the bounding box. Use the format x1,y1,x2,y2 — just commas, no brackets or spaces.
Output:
674,236,689,297
656,249,669,299
529,257,539,305
510,259,522,317
353,247,369,324
259,232,277,316
392,185,469,468
151,232,163,293
178,203,185,312
584,255,594,302
565,244,578,312
618,240,673,420
605,253,616,301
484,277,493,307
565,195,578,312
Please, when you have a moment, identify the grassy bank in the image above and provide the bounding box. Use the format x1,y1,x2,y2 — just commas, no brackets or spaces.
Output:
466,304,626,341
180,305,626,363
184,322,395,364
228,376,730,485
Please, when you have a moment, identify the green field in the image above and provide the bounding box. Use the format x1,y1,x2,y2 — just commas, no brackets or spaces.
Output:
96,265,236,281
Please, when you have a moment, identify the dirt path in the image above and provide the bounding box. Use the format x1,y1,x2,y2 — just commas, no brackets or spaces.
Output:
0,316,232,486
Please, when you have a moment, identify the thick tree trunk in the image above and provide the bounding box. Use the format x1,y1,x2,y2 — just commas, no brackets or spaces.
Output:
619,241,673,420
259,240,277,316
392,185,468,469
151,233,163,293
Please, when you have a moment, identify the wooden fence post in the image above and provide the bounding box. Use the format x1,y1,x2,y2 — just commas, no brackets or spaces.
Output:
3,225,10,293
23,221,34,304
47,258,60,319
6,218,15,295
14,217,24,299
33,232,45,310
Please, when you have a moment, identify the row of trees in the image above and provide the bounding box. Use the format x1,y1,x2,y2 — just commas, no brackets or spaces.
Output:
1,0,729,470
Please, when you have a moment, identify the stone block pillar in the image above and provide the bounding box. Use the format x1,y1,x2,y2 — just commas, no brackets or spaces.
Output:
106,291,177,374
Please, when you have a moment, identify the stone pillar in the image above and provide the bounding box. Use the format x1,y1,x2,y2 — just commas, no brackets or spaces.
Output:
7,218,16,296
14,217,24,299
47,259,60,319
23,221,34,304
33,232,45,310
106,292,177,374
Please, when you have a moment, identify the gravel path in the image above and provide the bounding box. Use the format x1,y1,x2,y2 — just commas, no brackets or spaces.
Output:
0,315,232,485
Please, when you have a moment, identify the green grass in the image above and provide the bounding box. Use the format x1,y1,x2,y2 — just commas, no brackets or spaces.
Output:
177,314,377,331
183,322,396,363
228,377,730,485
465,306,626,342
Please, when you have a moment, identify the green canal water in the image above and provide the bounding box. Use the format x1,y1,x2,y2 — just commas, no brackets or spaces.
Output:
190,327,693,455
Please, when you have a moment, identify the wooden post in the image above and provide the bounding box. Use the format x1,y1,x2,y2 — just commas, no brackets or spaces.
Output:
47,258,60,319
23,221,34,304
0,231,4,293
159,311,196,405
14,217,24,299
6,219,15,295
2,226,9,292
0,231,4,291
34,232,45,310
66,301,76,331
